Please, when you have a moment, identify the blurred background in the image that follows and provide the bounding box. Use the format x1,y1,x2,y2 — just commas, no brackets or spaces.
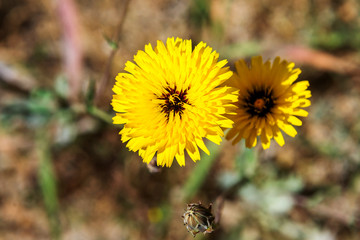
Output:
0,0,360,239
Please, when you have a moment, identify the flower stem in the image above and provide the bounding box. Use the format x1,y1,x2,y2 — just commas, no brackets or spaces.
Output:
182,141,221,201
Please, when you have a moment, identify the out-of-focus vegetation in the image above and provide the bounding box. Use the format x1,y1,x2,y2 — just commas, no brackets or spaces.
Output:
0,0,360,239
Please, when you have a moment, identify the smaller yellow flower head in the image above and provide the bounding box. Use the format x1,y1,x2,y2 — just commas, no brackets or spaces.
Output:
112,37,237,167
226,56,311,149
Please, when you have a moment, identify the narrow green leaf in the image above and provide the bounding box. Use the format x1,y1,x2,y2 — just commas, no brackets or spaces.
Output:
36,129,61,240
103,34,118,50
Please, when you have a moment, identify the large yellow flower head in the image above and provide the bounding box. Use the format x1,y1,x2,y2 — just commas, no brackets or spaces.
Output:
112,37,237,167
226,56,311,149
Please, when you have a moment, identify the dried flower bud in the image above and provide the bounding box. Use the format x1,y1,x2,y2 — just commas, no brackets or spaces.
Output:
182,202,215,237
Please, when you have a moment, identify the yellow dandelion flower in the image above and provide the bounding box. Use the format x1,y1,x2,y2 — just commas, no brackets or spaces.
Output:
226,56,311,149
111,37,237,167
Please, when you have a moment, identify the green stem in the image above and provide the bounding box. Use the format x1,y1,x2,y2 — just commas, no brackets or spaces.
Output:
182,141,221,201
87,105,113,124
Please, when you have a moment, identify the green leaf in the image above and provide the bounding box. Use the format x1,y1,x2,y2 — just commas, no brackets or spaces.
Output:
54,75,69,99
103,34,118,50
36,129,61,239
235,146,258,179
85,78,96,108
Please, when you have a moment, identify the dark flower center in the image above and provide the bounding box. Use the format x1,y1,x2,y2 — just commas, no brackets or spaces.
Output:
158,86,189,119
243,87,275,117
